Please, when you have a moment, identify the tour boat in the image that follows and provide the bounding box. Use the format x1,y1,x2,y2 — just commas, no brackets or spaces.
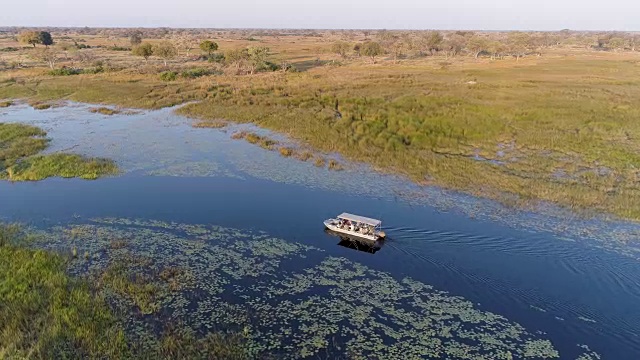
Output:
324,213,386,241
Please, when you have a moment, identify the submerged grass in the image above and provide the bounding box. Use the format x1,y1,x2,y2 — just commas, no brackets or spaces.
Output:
0,223,251,359
0,123,118,181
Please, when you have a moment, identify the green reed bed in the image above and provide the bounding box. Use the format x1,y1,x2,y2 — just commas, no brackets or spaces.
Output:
0,123,118,181
0,224,129,359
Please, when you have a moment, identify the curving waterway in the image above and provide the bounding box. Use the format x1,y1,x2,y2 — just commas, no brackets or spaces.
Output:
1,102,639,359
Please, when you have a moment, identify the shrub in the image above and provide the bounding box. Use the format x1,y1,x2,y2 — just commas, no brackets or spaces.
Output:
108,46,131,51
159,71,177,82
207,53,225,63
181,68,209,79
82,66,104,74
258,61,279,72
49,68,81,76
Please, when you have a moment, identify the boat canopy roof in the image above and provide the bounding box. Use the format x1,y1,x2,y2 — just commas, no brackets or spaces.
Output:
337,213,381,226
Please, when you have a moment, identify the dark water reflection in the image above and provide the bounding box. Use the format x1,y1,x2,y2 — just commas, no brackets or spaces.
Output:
1,103,640,358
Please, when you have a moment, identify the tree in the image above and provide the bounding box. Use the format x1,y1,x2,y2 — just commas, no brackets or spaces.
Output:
507,32,530,60
129,30,143,46
331,41,351,59
153,41,177,66
442,34,466,58
18,31,41,47
487,41,506,60
419,31,443,56
608,37,626,51
57,42,75,60
33,48,59,69
175,36,198,56
466,36,489,58
361,41,383,64
132,42,154,63
629,34,640,52
247,46,269,74
199,40,219,57
38,32,54,48
353,43,361,57
224,48,249,73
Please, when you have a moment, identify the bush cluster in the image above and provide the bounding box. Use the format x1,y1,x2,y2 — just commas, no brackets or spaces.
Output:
49,68,82,76
159,71,178,81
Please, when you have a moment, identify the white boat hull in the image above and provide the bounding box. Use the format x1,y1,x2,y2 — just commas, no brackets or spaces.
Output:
324,220,382,242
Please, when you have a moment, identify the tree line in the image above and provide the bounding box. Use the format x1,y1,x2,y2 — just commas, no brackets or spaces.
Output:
328,30,640,62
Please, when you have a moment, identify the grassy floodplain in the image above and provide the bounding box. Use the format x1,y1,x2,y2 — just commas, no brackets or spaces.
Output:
0,123,118,180
1,29,640,219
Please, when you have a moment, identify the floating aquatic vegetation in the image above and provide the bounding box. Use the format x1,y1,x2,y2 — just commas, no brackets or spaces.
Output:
575,344,602,360
31,217,570,359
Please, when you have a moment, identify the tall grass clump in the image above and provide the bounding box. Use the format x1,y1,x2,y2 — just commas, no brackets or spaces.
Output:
0,224,130,359
89,107,120,115
159,71,178,82
49,68,82,76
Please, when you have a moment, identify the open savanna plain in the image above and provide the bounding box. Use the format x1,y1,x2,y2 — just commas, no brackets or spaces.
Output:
2,29,640,220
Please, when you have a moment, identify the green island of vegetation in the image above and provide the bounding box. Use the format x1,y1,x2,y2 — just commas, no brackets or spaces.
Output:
0,123,118,181
1,28,640,220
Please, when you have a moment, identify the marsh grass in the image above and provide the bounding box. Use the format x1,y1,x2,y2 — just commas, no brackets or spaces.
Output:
0,224,251,359
176,57,640,220
279,147,293,157
3,52,640,218
193,119,227,128
295,151,313,161
0,224,129,359
89,107,120,115
327,159,344,171
0,100,12,108
31,102,52,110
0,123,118,181
9,153,118,181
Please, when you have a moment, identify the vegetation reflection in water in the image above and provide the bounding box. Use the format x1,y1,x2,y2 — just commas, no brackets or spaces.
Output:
34,217,601,359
